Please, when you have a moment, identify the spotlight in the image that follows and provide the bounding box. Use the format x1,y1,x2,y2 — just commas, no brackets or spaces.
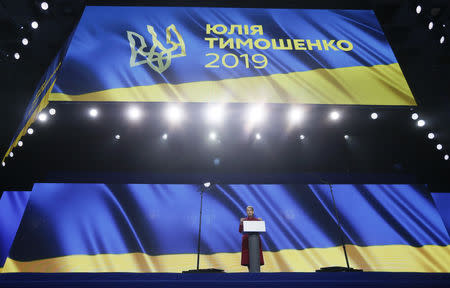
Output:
371,112,378,120
428,133,435,139
344,135,349,140
416,5,422,14
40,1,49,11
89,108,98,118
14,53,20,60
9,152,14,158
205,104,225,125
428,21,434,30
209,132,217,141
247,105,266,124
166,105,183,124
18,141,23,147
31,21,38,29
411,113,419,120
288,107,303,124
299,134,305,140
440,36,445,44
255,133,261,140
22,38,29,46
1,162,5,167
445,154,449,161
27,128,34,135
49,108,56,115
417,120,425,127
437,144,443,150
38,113,47,122
162,133,168,140
128,106,141,121
329,111,340,121
203,182,211,188
115,134,120,140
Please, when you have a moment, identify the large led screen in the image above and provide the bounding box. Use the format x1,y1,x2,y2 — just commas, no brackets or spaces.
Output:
49,7,416,106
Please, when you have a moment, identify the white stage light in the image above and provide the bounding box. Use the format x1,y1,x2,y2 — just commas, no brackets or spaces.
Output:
247,105,266,124
31,21,38,29
440,36,445,44
38,113,48,122
428,133,435,139
445,154,449,161
330,111,340,121
41,2,49,10
411,113,419,120
209,132,217,141
428,21,434,30
1,162,5,167
344,135,349,140
437,144,443,150
416,5,422,14
203,182,211,188
22,38,28,46
14,53,20,60
162,133,168,140
9,152,13,158
299,134,305,140
288,107,303,124
205,104,225,125
18,141,23,147
128,106,141,121
255,133,261,140
49,108,56,115
371,112,378,120
417,120,425,127
115,134,120,140
166,105,183,123
27,128,34,135
89,108,98,118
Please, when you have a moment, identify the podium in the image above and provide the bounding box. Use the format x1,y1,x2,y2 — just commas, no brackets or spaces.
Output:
243,221,266,272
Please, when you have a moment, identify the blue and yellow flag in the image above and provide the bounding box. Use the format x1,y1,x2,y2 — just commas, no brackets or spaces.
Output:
50,7,415,105
2,184,449,273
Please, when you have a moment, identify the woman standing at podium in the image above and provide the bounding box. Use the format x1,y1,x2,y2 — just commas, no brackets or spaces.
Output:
239,206,264,269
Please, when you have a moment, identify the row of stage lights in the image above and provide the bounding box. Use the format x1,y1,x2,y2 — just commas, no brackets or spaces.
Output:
415,3,448,45
1,105,449,167
11,1,49,61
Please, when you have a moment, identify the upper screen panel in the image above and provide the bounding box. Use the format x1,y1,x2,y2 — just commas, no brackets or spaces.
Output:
50,6,416,106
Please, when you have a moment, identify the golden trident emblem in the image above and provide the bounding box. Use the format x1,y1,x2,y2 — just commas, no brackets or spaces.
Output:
127,24,186,73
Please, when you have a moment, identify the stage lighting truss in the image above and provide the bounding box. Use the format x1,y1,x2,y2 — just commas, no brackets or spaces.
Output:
329,111,340,121
166,105,183,124
205,104,225,125
31,21,39,29
38,113,48,122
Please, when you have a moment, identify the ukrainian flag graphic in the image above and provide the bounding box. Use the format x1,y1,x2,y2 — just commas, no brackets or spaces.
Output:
2,184,448,273
48,7,415,105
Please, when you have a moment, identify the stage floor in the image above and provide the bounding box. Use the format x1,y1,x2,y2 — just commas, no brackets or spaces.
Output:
1,272,449,288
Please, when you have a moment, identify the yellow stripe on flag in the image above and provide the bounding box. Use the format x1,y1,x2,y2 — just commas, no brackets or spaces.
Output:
49,63,416,106
3,245,448,273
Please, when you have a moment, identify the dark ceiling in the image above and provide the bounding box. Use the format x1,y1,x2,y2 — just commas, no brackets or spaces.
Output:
0,0,449,191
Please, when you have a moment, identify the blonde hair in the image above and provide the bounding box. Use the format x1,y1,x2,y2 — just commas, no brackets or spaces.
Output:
246,206,254,211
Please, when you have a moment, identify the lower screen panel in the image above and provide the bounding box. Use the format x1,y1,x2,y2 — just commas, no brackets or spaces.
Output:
3,184,449,272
